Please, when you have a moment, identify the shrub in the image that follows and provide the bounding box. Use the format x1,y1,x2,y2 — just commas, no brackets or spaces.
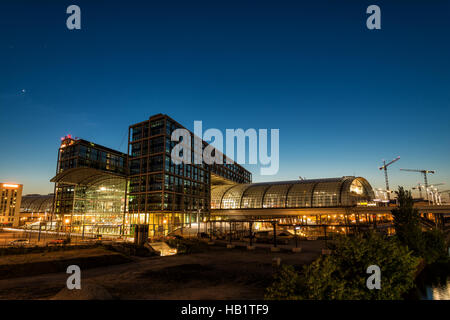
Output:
421,229,448,264
264,265,302,300
265,233,420,300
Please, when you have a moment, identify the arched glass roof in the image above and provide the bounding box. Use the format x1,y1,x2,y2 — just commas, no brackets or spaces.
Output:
263,184,290,208
241,185,270,209
20,194,54,213
221,184,249,209
211,177,375,209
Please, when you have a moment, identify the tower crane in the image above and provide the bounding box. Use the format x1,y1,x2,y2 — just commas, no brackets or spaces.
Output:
400,168,435,202
379,156,400,200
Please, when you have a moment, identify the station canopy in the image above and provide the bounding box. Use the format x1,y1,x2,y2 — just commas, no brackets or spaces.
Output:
211,176,375,209
21,194,53,213
50,167,126,186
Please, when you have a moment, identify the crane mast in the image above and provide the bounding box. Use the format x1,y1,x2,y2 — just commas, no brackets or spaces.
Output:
378,156,400,201
400,168,436,203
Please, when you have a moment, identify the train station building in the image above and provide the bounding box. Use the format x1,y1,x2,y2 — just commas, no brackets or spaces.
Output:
48,114,396,238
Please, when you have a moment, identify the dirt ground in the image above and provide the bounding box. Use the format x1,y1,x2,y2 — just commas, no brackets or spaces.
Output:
0,248,116,265
0,241,324,300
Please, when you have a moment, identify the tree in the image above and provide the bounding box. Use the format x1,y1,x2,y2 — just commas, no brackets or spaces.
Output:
391,186,448,263
265,233,419,300
421,229,448,264
391,187,424,255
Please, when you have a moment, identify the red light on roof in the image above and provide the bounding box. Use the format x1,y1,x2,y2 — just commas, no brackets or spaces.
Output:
61,134,74,142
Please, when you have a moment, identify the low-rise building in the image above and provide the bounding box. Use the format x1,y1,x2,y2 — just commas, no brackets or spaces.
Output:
0,183,23,227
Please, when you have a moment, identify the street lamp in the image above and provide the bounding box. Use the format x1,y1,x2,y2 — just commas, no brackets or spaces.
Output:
197,209,201,237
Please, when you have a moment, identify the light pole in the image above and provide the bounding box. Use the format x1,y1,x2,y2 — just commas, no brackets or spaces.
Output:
197,209,201,237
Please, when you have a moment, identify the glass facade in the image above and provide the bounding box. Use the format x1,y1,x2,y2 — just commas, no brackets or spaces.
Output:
53,136,127,235
57,137,126,175
126,114,252,237
211,177,375,209
70,177,126,236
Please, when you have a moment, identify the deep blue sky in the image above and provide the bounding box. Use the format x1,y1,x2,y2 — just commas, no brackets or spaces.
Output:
0,0,449,195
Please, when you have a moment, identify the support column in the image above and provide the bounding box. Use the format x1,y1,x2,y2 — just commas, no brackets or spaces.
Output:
227,221,234,249
271,222,280,252
122,178,128,237
249,221,253,246
292,225,302,253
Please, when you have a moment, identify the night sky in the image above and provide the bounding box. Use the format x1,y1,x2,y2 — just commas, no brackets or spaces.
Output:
0,0,449,195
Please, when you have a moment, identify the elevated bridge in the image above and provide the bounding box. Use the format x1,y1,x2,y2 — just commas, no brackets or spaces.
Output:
211,205,450,231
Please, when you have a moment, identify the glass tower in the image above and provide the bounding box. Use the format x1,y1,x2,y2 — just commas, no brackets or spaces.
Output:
52,136,127,235
127,114,251,236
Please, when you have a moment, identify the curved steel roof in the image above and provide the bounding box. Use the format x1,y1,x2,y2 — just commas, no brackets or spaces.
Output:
20,194,54,213
50,167,126,186
211,176,374,209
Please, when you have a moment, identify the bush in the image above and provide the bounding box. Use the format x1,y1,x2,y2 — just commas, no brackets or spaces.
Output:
265,233,420,300
264,265,302,300
421,229,448,264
